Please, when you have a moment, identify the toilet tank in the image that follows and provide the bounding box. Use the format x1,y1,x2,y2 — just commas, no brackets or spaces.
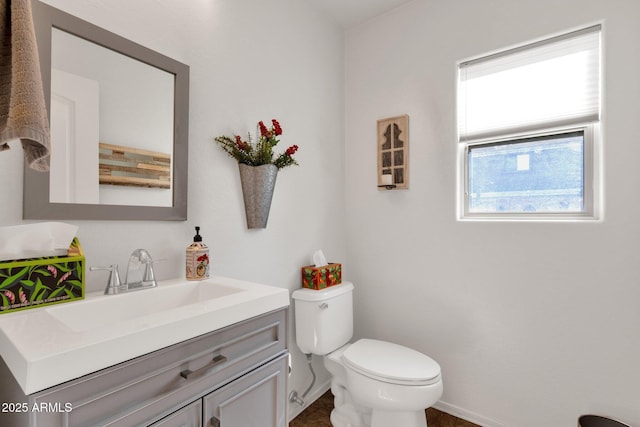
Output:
291,281,354,355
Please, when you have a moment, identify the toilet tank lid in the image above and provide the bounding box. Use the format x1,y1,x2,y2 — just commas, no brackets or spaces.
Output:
342,339,441,385
291,282,354,301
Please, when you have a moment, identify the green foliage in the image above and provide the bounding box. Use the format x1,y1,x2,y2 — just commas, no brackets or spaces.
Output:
214,119,299,170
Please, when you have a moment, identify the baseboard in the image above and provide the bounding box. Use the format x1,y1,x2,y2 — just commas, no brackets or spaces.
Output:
287,379,332,423
434,400,507,427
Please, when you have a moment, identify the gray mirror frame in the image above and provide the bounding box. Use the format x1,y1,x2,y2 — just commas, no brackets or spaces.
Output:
24,0,189,221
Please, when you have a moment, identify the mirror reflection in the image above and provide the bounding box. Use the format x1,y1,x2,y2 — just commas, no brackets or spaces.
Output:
24,0,189,221
50,28,174,207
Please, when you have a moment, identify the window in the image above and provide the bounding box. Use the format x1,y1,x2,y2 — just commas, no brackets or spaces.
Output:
457,25,601,220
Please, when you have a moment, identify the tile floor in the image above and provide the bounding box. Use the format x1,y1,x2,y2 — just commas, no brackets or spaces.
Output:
290,390,480,427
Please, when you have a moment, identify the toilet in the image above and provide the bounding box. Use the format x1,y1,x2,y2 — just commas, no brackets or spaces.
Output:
292,281,443,427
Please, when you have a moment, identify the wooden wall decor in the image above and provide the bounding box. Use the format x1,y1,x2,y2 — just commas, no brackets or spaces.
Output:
98,143,171,189
377,115,409,190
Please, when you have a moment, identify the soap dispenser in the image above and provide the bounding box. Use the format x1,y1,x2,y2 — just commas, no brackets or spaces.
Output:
186,226,210,281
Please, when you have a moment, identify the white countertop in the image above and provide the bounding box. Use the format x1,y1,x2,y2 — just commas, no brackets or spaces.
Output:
0,276,289,395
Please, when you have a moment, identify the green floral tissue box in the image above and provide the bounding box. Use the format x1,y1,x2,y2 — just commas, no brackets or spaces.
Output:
0,238,85,313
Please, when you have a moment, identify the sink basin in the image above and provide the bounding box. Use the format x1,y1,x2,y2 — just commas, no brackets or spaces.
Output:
0,275,289,395
47,281,244,332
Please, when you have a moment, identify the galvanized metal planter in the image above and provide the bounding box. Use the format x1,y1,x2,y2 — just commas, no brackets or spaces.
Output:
238,163,278,229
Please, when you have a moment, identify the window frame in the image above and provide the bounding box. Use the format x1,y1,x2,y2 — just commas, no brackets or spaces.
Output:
459,124,600,221
456,25,603,222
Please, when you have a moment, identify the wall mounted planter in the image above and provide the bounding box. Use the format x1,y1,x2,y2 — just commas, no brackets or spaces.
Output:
238,163,278,229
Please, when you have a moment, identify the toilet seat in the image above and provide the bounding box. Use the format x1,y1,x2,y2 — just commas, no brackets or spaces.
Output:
342,339,441,386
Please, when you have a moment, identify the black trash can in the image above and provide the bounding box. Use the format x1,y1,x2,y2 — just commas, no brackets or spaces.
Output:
579,415,631,427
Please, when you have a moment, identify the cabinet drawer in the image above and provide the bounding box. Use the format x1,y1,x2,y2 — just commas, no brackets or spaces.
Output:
30,309,287,427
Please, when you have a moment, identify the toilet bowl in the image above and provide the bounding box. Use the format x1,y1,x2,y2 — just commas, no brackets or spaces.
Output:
323,345,371,427
341,339,442,427
292,282,443,427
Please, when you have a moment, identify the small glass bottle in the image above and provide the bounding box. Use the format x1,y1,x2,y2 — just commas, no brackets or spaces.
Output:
186,226,210,281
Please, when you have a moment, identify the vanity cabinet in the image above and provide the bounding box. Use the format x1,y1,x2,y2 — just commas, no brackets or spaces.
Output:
1,308,288,427
150,400,202,427
202,354,287,427
150,354,287,427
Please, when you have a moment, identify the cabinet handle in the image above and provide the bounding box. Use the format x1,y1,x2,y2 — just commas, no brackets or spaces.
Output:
210,416,220,427
180,354,227,380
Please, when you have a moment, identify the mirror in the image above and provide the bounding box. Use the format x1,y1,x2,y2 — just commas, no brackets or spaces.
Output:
24,0,189,220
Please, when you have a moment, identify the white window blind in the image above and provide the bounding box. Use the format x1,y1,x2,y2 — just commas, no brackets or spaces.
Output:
458,25,601,142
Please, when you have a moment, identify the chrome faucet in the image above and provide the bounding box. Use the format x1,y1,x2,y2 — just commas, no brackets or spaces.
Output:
124,249,158,291
90,264,123,295
91,249,157,295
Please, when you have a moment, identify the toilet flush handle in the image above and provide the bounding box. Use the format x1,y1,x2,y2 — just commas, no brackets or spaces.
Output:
319,303,329,310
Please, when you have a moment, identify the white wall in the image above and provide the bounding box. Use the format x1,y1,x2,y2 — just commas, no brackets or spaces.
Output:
6,1,639,425
346,1,640,426
1,0,344,420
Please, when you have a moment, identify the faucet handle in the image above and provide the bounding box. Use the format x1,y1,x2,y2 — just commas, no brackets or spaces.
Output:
90,264,122,295
143,261,156,284
143,258,166,285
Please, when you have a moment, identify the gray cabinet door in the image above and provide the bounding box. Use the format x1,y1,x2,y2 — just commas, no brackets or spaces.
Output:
203,354,288,427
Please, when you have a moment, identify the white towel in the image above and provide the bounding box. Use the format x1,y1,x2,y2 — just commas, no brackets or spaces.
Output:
0,0,50,171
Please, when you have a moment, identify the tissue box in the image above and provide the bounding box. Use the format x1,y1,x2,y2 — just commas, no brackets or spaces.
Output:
301,263,342,290
0,238,85,313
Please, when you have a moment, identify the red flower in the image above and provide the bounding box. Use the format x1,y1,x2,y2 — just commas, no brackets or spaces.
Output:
214,118,298,170
258,121,269,138
272,119,283,136
285,145,299,156
235,135,249,151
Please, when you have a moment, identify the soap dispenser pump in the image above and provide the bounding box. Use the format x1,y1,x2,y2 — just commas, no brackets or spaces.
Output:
186,226,210,281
